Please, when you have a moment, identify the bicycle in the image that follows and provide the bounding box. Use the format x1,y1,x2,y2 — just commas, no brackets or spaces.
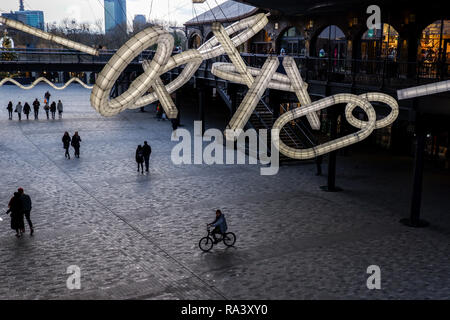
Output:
198,224,236,252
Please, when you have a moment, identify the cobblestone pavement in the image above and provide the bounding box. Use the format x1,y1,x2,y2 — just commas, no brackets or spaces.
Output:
1,84,450,299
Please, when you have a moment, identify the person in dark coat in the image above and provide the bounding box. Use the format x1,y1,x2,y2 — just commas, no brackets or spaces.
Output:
50,101,57,119
6,192,25,237
136,145,144,174
71,131,82,158
7,101,13,120
208,209,228,244
23,102,31,120
18,188,33,235
44,102,50,119
62,131,71,159
142,141,152,172
44,91,51,102
32,98,40,120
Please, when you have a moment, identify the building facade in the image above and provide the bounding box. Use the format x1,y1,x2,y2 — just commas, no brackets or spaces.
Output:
104,0,127,33
1,10,44,30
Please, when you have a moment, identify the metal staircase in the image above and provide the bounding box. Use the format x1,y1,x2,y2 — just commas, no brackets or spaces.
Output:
217,84,318,163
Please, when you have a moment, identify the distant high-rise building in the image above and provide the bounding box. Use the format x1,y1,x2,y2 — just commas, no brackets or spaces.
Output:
1,1,44,31
104,0,127,33
132,14,146,32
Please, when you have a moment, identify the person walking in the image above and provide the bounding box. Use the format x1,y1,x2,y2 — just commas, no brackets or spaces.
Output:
44,90,51,102
135,145,144,174
6,192,25,237
57,100,63,119
71,131,82,158
62,131,71,159
15,102,23,121
7,101,13,120
44,102,50,119
33,98,40,119
18,188,33,236
142,141,152,172
50,101,57,119
23,102,31,120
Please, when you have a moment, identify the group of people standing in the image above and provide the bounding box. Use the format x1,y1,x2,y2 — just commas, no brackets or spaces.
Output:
6,91,64,121
5,188,33,238
62,132,82,159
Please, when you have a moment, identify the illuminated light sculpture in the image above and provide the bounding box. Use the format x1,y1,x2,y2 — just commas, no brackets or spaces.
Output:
90,27,174,117
272,94,377,159
0,13,400,161
272,92,398,159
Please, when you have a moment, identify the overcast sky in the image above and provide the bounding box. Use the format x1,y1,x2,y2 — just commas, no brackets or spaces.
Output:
1,0,226,29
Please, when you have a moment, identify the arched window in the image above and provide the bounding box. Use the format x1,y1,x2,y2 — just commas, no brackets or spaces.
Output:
418,20,450,63
361,24,399,60
314,25,346,59
205,32,214,42
277,27,305,56
189,34,201,49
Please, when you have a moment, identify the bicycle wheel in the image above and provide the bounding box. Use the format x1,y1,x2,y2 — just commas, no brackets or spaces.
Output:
199,236,214,252
223,232,236,247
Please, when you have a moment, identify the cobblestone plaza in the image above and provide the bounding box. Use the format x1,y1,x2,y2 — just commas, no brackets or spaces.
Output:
1,84,450,299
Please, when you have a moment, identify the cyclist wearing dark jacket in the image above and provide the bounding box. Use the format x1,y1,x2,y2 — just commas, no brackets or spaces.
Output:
209,210,227,243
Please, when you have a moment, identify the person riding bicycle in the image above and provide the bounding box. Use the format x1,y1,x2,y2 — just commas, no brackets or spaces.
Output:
208,209,227,244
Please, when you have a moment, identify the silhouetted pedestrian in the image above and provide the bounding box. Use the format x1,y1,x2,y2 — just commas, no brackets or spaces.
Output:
136,145,144,174
44,102,50,119
57,100,63,118
71,131,81,158
23,102,31,120
18,188,33,236
6,192,24,237
142,141,152,172
50,101,56,119
62,131,71,159
44,91,51,102
33,98,40,119
7,101,13,120
15,102,22,121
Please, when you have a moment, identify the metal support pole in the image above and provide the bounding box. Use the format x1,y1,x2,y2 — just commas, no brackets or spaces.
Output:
198,86,205,135
321,103,342,192
401,109,429,227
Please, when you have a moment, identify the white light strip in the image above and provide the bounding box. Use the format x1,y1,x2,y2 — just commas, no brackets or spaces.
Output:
397,80,450,100
282,56,321,130
226,56,279,140
0,77,93,90
0,17,98,56
212,22,254,87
